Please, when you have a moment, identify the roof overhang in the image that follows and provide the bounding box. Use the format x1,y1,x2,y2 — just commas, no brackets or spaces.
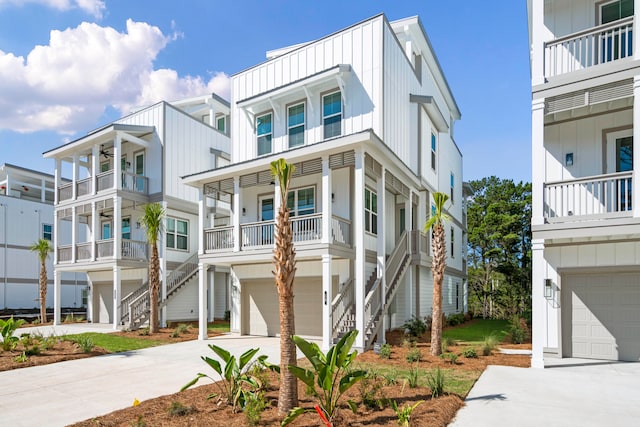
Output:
410,94,449,132
43,124,155,160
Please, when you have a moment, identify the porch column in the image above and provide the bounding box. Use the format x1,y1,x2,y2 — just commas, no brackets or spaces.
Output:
53,210,59,264
40,178,46,203
322,156,332,244
531,98,546,226
92,145,99,195
405,192,414,318
354,149,366,349
54,159,60,204
86,278,93,323
90,202,97,261
531,239,546,369
322,254,332,350
376,166,386,345
160,200,168,328
198,190,205,256
113,196,121,260
114,134,121,191
112,266,121,330
208,100,216,127
72,153,78,200
233,177,241,252
633,76,640,218
71,206,77,263
635,0,640,61
53,269,61,325
198,262,208,340
531,0,545,86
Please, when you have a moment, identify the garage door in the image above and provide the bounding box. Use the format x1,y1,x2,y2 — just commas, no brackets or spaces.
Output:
563,273,640,361
243,278,322,337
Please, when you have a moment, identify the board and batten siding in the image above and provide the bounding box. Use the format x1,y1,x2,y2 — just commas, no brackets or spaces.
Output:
231,16,384,163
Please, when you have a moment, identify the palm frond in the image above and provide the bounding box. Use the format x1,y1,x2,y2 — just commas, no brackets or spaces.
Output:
140,203,165,244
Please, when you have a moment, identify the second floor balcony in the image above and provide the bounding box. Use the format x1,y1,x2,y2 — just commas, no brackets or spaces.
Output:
58,239,149,264
58,170,149,202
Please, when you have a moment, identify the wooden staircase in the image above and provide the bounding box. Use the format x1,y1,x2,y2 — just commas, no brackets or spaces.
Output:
119,252,200,330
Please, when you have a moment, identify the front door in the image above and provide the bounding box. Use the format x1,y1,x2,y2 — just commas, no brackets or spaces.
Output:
134,151,145,192
258,196,274,246
616,136,633,210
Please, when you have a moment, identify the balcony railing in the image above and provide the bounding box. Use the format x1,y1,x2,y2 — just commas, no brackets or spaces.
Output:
544,171,633,222
58,183,73,202
76,242,92,261
545,17,633,78
204,213,352,252
58,245,72,262
56,171,149,201
77,177,92,197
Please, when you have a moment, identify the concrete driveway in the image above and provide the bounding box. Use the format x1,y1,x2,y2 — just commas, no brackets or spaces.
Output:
451,359,640,427
0,332,283,427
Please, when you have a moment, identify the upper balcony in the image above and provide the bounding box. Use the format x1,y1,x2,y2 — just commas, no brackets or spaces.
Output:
58,170,148,202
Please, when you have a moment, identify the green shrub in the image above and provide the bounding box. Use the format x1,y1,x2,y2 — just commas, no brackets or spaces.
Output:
358,370,389,410
402,315,427,338
0,317,26,351
440,352,458,365
392,400,424,427
138,327,150,336
406,347,422,363
73,335,95,353
405,365,420,388
244,391,266,426
172,323,191,337
425,367,445,398
14,351,28,363
383,370,398,386
282,330,367,426
31,317,41,325
167,401,195,417
64,314,75,324
462,347,478,358
24,344,41,356
482,334,499,356
508,316,528,344
20,333,34,347
446,313,465,326
378,343,392,359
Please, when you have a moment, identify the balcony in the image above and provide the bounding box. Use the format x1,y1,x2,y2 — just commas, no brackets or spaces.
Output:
58,239,148,264
544,172,633,222
203,214,352,252
544,16,633,79
58,171,149,202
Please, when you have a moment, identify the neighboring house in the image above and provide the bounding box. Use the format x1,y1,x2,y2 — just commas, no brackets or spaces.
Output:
43,94,231,329
528,0,640,366
184,14,467,350
0,164,87,310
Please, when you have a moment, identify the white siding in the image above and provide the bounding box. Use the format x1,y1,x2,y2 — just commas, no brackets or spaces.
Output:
166,277,198,321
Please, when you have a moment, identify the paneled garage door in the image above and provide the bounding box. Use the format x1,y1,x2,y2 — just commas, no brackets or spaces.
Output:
242,278,322,337
563,273,640,361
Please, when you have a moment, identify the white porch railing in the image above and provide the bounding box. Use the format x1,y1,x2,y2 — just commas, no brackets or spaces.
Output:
58,245,72,262
241,221,274,249
331,278,354,336
97,171,114,192
96,239,114,258
204,226,234,252
291,213,322,242
76,242,92,261
544,171,633,222
93,170,148,195
121,239,148,260
331,216,351,246
58,183,73,202
76,177,92,197
545,17,633,78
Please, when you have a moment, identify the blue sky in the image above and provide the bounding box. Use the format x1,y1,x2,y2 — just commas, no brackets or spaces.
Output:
0,0,531,183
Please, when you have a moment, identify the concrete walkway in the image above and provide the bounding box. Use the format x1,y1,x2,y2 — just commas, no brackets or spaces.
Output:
0,332,282,427
15,322,118,337
451,359,640,427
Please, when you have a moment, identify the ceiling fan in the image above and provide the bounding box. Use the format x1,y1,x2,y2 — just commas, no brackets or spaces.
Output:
99,144,114,159
99,212,112,219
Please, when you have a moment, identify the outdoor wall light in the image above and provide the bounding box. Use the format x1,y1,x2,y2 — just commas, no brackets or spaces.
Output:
126,161,132,168
331,193,335,203
565,153,574,167
242,208,246,216
135,221,141,229
544,279,553,299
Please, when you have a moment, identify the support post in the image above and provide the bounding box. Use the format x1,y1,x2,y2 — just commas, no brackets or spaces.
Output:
376,166,386,344
531,239,545,368
531,98,546,226
198,262,208,340
633,76,640,217
322,156,332,244
354,149,366,349
233,177,241,252
53,270,61,326
322,254,333,350
112,266,121,330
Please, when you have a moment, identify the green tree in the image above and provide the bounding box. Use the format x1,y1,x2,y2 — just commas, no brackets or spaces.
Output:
466,177,531,319
140,202,165,333
270,158,298,415
424,192,449,357
30,238,52,323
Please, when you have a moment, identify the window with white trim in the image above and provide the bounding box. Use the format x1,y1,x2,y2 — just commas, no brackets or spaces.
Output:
450,172,455,204
217,115,226,134
450,227,455,258
288,103,305,148
42,224,53,241
365,188,378,235
166,217,188,251
323,91,342,139
122,217,131,240
256,113,272,156
286,186,315,216
431,133,437,171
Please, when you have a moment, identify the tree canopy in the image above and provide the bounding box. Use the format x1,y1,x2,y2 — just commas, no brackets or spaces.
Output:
466,177,531,319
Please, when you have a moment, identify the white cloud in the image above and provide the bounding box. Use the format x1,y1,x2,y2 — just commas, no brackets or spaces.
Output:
0,0,106,18
0,20,231,134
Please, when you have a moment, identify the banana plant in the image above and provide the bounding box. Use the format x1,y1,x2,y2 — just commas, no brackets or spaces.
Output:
0,317,25,351
282,330,367,426
181,344,277,411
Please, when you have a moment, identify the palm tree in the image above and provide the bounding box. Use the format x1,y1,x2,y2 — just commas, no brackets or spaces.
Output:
140,203,164,334
271,158,298,415
424,192,449,356
30,239,52,323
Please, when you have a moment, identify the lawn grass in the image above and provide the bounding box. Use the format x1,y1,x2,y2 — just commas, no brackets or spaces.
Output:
207,321,230,334
443,319,509,344
63,333,166,353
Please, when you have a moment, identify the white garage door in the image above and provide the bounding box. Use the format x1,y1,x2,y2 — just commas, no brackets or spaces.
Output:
243,278,322,337
563,273,640,361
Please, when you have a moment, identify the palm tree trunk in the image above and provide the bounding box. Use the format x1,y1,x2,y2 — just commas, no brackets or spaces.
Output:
40,261,47,323
431,223,445,356
274,204,298,414
149,244,160,333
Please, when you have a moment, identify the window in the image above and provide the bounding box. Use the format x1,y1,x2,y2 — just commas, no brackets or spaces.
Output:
42,224,53,241
450,172,455,203
288,103,305,148
365,188,378,234
456,283,460,311
81,287,88,307
166,217,188,250
600,0,633,62
217,115,226,133
256,113,272,156
134,151,145,192
122,217,131,240
323,91,342,139
286,186,315,216
601,0,633,24
102,222,112,239
450,227,455,257
100,161,110,173
431,133,437,171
